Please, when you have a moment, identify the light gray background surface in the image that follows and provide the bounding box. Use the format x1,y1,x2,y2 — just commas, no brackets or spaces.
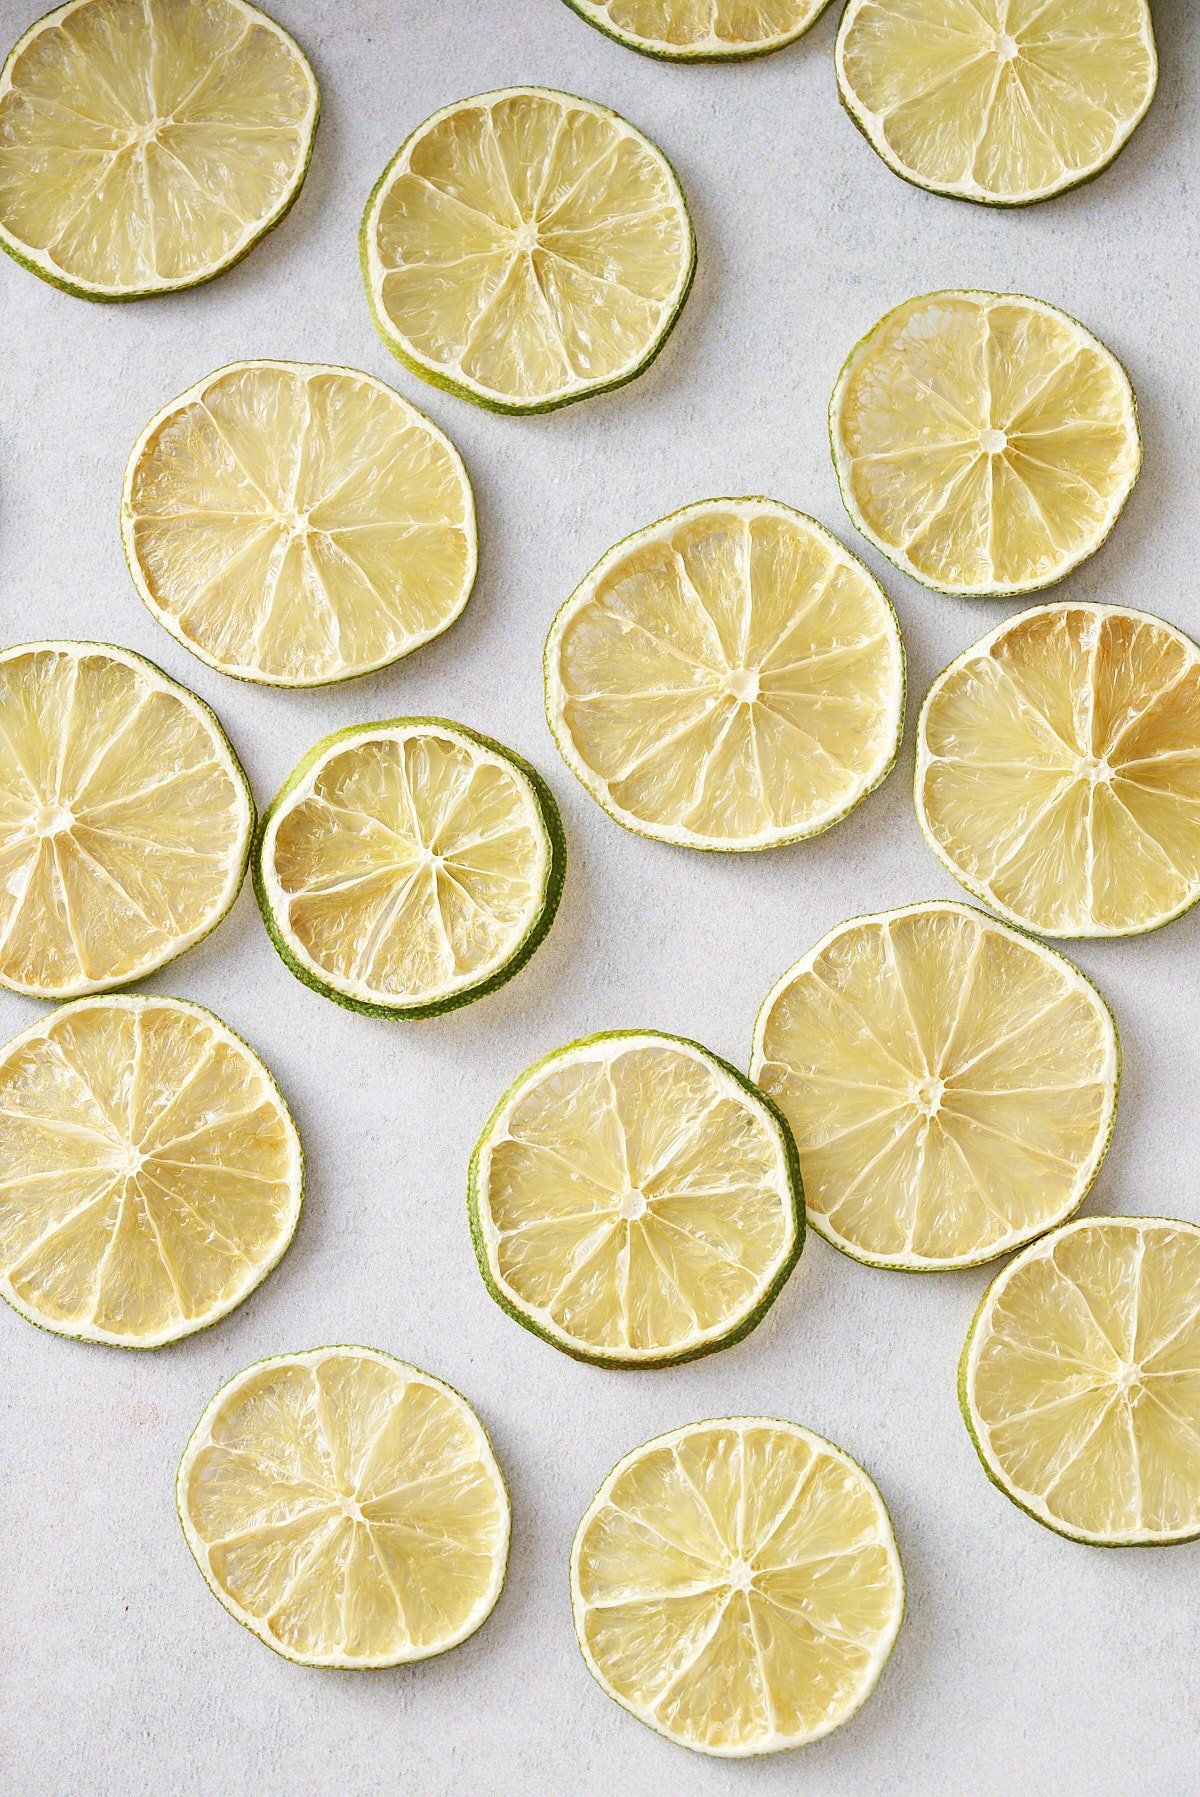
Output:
2,1,1199,1792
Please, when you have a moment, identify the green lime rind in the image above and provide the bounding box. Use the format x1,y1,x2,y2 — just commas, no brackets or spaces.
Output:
176,1345,511,1664
558,0,833,62
0,639,254,1001
544,496,906,852
360,86,696,416
468,1028,804,1368
569,1416,904,1754
0,0,320,302
120,359,477,689
255,717,566,1019
828,290,1142,599
834,0,1157,209
750,899,1121,1273
915,602,1200,938
0,992,303,1348
958,1216,1200,1547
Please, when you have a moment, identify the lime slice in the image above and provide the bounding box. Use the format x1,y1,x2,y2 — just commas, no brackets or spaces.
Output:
122,361,476,687
361,87,695,414
178,1347,510,1664
469,1030,802,1366
256,719,565,1018
917,603,1200,938
961,1217,1200,1545
571,1417,904,1755
830,291,1140,597
0,641,252,999
836,0,1156,206
545,499,904,851
561,0,832,59
0,996,301,1347
752,902,1118,1271
0,0,318,300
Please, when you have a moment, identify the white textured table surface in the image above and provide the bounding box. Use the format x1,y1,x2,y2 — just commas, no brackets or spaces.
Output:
2,2,1199,1792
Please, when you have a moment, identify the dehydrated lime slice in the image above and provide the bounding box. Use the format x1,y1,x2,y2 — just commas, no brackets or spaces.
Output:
0,0,318,299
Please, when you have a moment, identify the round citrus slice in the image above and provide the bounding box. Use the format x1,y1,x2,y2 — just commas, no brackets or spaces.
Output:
361,87,695,413
961,1217,1200,1545
0,641,253,999
830,291,1140,597
561,0,832,59
751,902,1118,1271
256,720,565,1018
0,0,318,300
545,499,904,851
571,1418,904,1755
917,603,1200,938
0,996,301,1347
121,361,476,688
178,1347,510,1665
469,1030,802,1366
836,0,1156,207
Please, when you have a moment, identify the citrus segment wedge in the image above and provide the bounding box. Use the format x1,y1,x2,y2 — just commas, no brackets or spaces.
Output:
545,499,904,850
562,0,832,59
830,292,1140,597
0,641,253,998
0,996,301,1347
571,1418,904,1754
178,1347,510,1664
122,362,476,687
0,0,318,300
836,0,1156,206
961,1217,1200,1545
469,1030,802,1366
752,902,1118,1271
361,87,694,413
256,720,564,1017
917,604,1200,937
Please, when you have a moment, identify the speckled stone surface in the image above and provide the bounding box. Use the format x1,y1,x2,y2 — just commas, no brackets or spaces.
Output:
1,1,1198,1791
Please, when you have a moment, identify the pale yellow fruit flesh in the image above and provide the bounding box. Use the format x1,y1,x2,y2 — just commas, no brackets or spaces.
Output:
573,1419,902,1754
0,646,249,996
837,0,1156,204
549,503,902,848
266,729,548,1005
573,0,826,54
0,0,315,295
754,904,1115,1269
124,364,475,685
180,1351,508,1664
477,1038,796,1360
0,998,299,1345
919,606,1200,936
966,1219,1200,1543
367,90,691,407
832,293,1139,594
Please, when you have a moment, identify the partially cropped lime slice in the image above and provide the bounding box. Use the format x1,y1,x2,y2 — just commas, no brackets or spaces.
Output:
961,1217,1200,1545
0,641,252,998
571,1418,904,1754
917,604,1200,938
361,87,695,413
178,1347,510,1664
469,1030,802,1366
545,499,904,850
122,361,476,687
561,0,832,60
830,291,1140,597
0,0,318,300
836,0,1156,206
256,720,565,1018
752,902,1118,1270
0,996,301,1347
